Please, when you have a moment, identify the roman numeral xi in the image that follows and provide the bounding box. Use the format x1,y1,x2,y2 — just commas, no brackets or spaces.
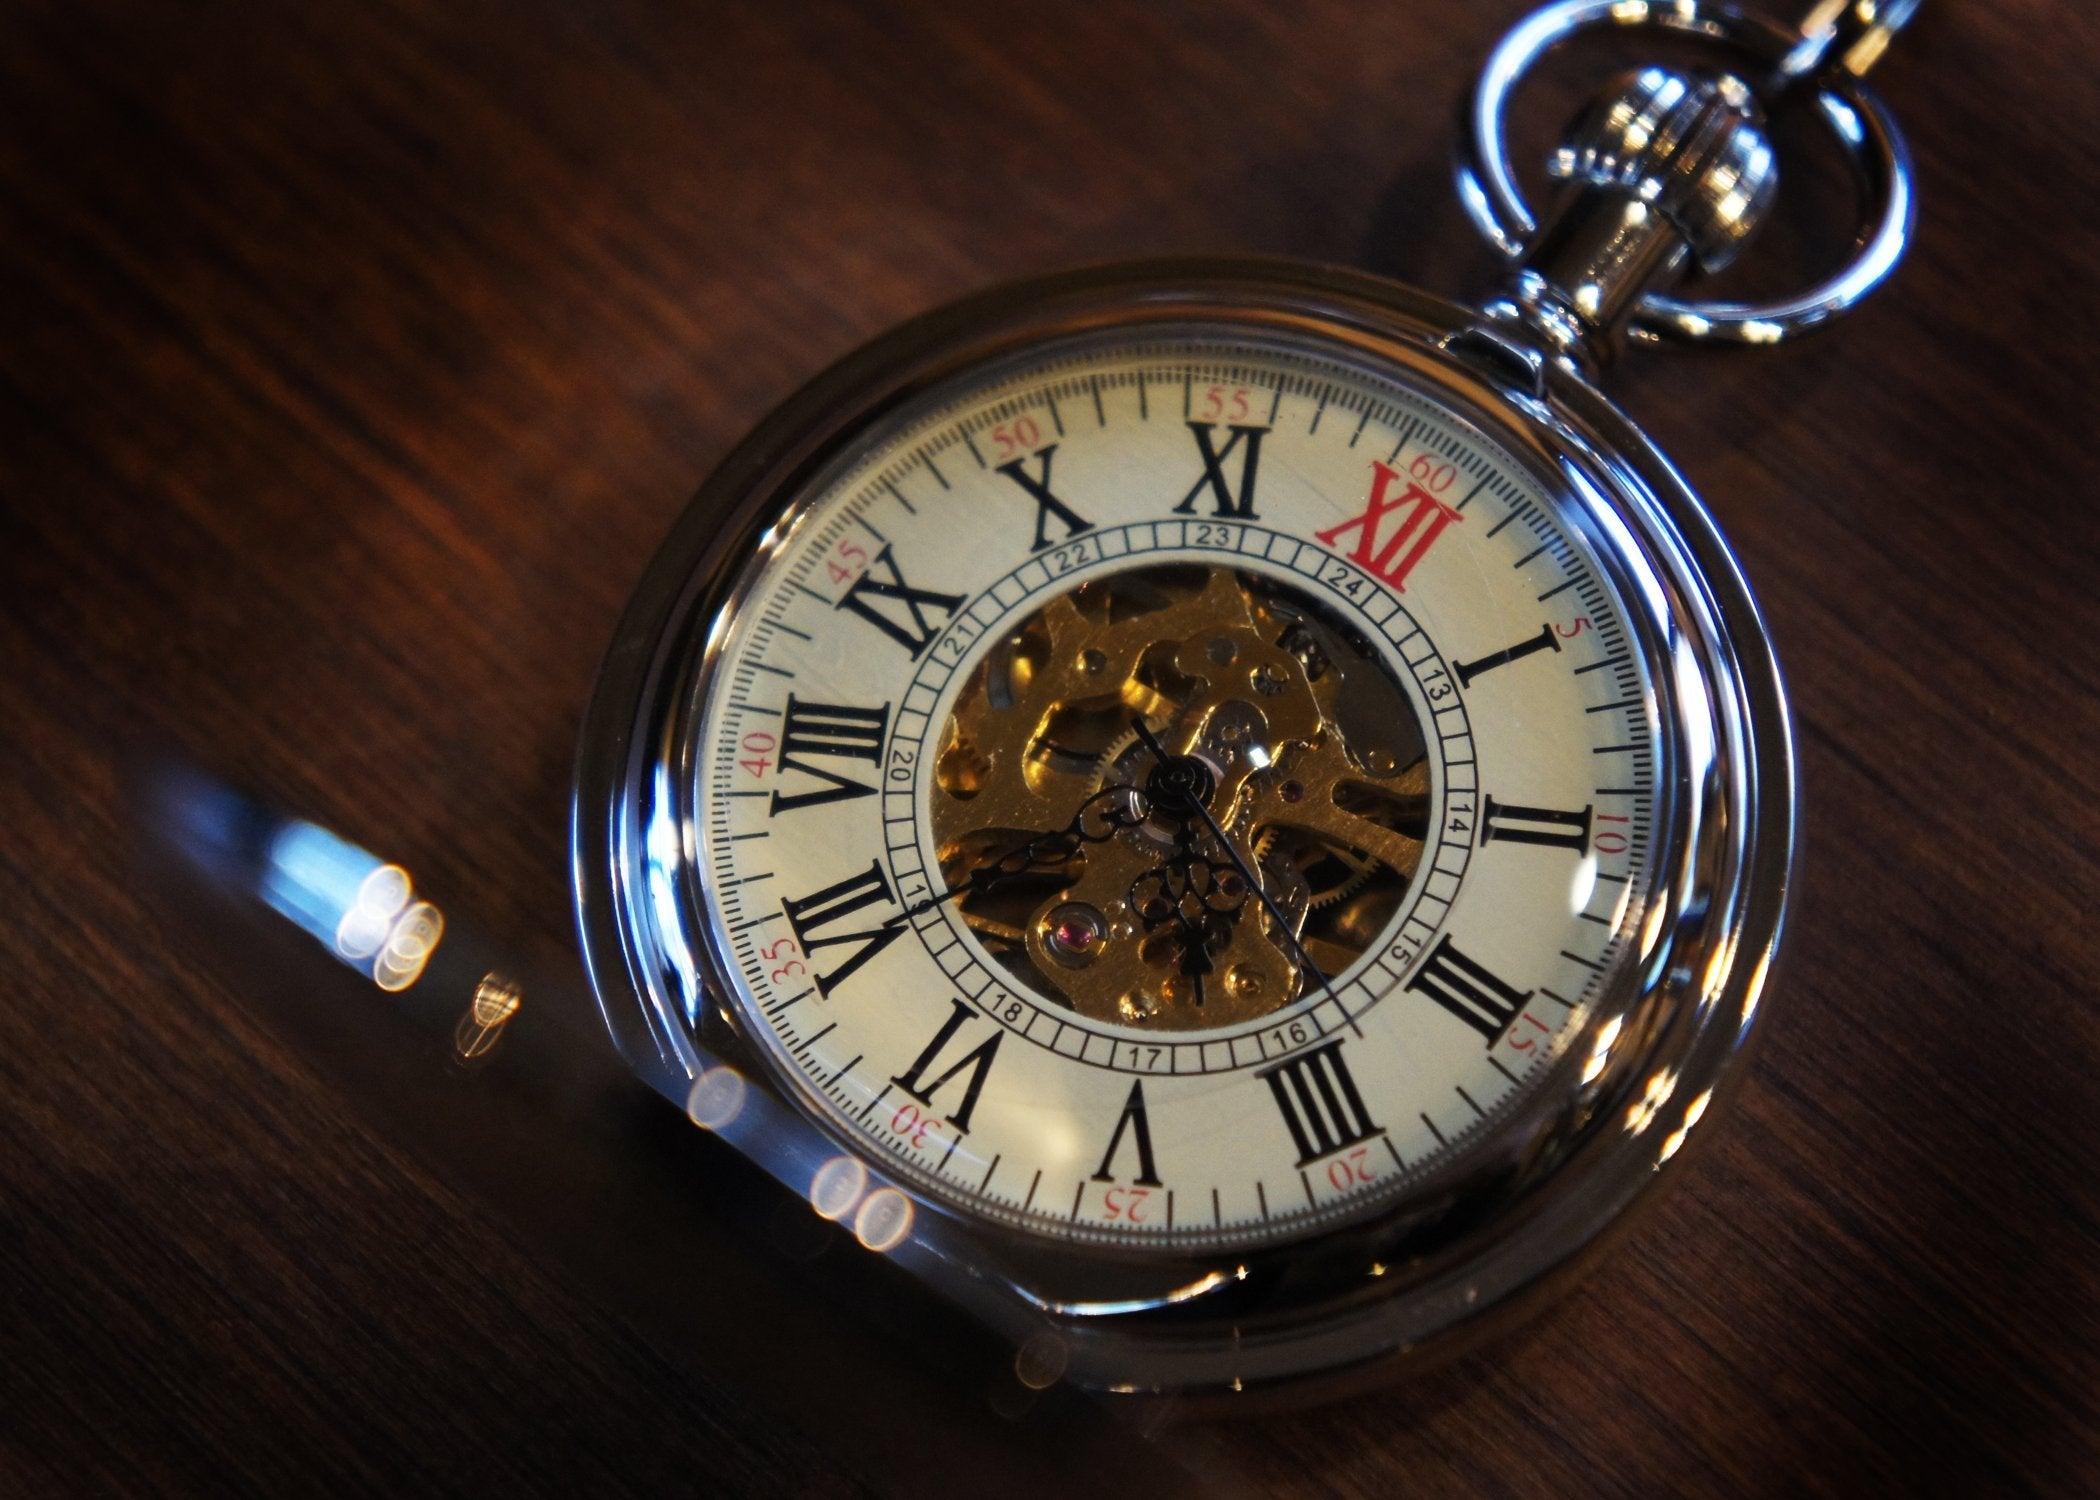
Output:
1174,422,1266,519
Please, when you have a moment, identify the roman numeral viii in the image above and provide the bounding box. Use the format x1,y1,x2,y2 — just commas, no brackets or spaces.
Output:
769,694,889,814
835,543,965,658
1408,934,1530,1045
1259,1040,1383,1166
779,860,905,997
995,444,1093,552
1174,422,1266,518
892,999,1003,1134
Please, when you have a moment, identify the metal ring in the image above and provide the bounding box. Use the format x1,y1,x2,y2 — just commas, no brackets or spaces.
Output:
1456,0,1916,345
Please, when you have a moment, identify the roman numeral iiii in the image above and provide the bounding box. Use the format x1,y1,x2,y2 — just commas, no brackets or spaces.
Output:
1259,1041,1382,1166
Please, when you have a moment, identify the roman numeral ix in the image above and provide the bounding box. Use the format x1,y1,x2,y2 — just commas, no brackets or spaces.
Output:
835,543,965,658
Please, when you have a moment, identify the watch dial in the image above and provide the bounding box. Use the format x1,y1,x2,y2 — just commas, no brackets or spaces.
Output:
694,326,1659,1251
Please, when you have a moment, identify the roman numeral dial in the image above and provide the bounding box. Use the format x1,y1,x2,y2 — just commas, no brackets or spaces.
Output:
691,333,1658,1253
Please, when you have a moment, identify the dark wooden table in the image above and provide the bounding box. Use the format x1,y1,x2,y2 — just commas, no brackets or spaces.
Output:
5,2,2097,1494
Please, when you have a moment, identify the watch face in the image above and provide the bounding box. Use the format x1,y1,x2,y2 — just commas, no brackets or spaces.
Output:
688,318,1662,1253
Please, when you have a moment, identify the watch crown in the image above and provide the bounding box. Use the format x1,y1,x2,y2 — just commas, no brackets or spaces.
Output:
1489,67,1779,364
1550,67,1778,275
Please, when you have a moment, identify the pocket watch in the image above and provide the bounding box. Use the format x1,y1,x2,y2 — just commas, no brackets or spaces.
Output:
569,0,1918,1401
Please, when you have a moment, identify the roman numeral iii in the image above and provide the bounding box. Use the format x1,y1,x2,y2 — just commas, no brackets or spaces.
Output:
1407,934,1530,1045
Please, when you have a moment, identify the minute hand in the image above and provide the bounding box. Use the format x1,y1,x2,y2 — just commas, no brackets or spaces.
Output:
1128,720,1365,1037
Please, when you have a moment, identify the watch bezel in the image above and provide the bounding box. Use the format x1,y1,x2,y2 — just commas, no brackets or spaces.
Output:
571,258,1793,1400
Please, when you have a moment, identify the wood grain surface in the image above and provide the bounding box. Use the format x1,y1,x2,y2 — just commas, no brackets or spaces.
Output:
4,1,2097,1494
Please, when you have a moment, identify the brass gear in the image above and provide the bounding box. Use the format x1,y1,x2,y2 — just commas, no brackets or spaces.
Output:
930,564,1428,1030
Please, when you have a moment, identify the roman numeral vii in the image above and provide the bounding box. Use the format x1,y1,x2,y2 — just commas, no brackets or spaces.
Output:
779,860,905,998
